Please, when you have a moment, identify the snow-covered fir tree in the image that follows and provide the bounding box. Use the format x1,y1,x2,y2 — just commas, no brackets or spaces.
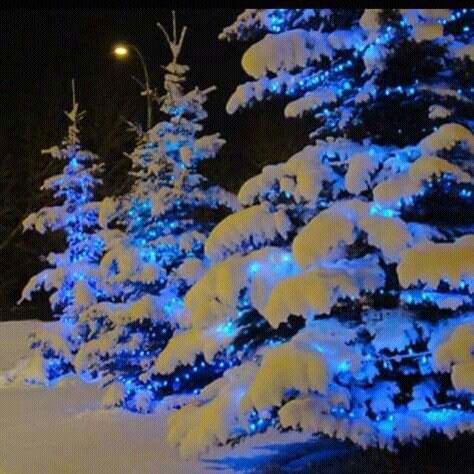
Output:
63,13,239,411
144,9,474,457
18,80,110,384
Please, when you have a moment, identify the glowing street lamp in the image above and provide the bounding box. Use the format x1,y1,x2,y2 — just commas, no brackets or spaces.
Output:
113,42,153,130
113,46,128,57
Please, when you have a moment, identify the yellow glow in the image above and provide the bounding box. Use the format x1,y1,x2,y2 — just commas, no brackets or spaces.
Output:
114,45,129,57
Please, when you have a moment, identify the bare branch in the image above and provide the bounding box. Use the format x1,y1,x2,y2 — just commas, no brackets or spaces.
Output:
131,74,145,90
172,9,177,44
156,20,172,48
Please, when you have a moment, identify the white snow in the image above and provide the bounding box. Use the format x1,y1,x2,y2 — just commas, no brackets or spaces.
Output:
240,343,329,412
428,105,452,120
284,88,338,118
345,151,383,195
153,328,226,374
418,123,474,155
238,145,339,207
448,41,474,61
241,30,333,79
0,319,352,473
434,321,474,392
359,9,383,32
184,247,296,330
412,23,444,43
327,28,365,51
167,363,258,458
262,255,385,327
362,44,389,75
373,155,472,207
292,200,366,267
397,235,474,289
204,204,293,261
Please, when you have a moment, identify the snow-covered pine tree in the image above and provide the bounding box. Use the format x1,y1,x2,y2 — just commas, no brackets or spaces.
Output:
18,80,109,384
152,9,474,457
71,12,238,412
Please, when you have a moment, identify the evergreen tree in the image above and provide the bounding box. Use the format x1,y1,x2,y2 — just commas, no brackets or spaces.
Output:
68,12,238,412
152,9,474,457
18,80,109,384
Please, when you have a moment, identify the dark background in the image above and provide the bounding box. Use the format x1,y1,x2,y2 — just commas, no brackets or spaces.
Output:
0,8,312,321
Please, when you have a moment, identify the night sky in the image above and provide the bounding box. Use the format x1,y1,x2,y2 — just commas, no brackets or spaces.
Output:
0,8,312,319
0,8,315,190
0,9,244,162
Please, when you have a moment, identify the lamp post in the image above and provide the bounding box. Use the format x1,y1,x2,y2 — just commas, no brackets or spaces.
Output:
113,43,153,130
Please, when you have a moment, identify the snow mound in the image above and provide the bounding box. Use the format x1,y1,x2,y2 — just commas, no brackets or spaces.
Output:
167,363,258,458
240,343,329,412
418,123,474,155
434,321,474,392
262,255,385,327
205,204,292,261
185,247,296,330
398,235,474,289
292,200,369,268
238,145,339,207
373,155,472,206
241,30,333,79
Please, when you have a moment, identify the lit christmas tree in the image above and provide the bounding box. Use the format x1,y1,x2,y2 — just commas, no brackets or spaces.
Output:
18,80,110,384
151,9,474,457
68,12,239,412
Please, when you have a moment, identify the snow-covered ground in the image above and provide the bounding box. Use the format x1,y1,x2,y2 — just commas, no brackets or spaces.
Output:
0,320,352,473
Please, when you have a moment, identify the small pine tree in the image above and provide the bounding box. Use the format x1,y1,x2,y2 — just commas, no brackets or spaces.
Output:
18,80,110,384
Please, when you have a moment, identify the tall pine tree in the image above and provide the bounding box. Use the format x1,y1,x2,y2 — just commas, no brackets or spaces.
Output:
153,9,474,457
66,12,238,413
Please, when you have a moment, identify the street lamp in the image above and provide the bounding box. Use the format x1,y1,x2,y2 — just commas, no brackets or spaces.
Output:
113,42,153,130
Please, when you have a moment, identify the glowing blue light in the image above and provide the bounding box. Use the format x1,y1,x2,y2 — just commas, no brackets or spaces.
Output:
377,417,394,434
215,321,236,337
426,408,457,423
248,262,261,275
369,203,397,218
337,360,350,372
